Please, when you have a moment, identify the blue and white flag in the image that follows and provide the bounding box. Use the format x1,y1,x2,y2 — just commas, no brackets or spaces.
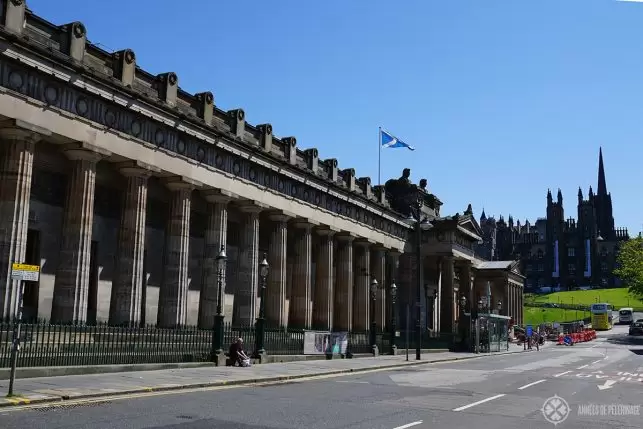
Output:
380,129,415,151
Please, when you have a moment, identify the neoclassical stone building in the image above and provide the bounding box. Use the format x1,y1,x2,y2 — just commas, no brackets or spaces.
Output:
0,2,523,332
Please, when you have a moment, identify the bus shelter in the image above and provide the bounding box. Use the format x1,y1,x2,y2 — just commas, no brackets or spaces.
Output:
473,314,511,353
456,313,511,353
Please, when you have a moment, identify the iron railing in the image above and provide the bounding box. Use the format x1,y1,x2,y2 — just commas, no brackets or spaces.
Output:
0,321,308,368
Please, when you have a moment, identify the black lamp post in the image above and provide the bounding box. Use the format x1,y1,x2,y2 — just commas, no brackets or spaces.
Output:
460,295,467,312
389,280,397,355
497,299,503,315
408,191,431,361
370,278,379,356
211,245,227,365
254,254,269,359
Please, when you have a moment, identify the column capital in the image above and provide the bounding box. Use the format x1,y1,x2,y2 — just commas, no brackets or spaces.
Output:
354,237,376,248
236,200,268,214
315,225,339,237
267,209,295,222
291,217,319,230
202,189,237,204
162,176,201,191
116,160,160,178
63,142,112,162
336,232,356,243
388,250,402,258
0,119,50,142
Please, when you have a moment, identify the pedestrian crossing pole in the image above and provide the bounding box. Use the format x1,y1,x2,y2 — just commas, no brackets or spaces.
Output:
8,278,25,397
7,262,40,397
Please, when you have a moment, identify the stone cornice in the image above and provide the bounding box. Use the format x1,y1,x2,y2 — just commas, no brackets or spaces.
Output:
0,11,412,241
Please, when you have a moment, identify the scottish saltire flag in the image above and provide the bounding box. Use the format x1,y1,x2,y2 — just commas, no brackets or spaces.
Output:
380,129,415,151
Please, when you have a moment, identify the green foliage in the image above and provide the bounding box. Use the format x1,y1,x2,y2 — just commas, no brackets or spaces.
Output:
614,236,643,298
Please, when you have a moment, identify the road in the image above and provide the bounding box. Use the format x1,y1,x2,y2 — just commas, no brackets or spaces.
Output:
0,325,641,429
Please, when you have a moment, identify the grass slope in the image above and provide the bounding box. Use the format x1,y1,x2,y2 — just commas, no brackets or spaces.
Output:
523,307,590,326
525,288,643,309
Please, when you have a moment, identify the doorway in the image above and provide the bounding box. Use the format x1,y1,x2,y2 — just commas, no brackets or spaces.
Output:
87,241,99,325
140,250,148,326
22,229,41,322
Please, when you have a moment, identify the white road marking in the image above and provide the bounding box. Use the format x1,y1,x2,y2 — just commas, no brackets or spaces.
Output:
554,370,572,377
452,394,506,411
393,422,423,429
335,380,369,384
592,360,602,364
518,379,546,390
577,364,589,369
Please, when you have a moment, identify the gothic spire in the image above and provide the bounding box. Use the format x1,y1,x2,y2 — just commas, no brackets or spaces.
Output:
597,147,607,196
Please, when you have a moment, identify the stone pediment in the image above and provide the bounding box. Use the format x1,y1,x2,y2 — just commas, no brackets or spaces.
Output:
457,215,483,241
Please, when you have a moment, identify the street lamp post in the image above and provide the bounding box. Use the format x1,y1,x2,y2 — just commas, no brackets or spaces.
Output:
211,245,227,366
408,191,430,361
370,278,379,356
389,280,397,355
254,254,269,360
497,299,502,315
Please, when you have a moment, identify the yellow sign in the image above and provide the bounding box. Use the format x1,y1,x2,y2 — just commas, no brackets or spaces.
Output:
11,263,40,272
11,263,41,281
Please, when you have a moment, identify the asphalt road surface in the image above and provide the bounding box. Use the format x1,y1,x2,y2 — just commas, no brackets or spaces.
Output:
1,325,641,429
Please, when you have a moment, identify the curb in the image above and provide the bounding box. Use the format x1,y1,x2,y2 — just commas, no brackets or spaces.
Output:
1,349,526,408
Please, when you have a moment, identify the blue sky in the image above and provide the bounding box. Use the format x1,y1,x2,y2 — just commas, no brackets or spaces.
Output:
27,0,643,234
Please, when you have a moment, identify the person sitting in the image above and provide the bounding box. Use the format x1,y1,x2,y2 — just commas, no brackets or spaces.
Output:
228,338,251,367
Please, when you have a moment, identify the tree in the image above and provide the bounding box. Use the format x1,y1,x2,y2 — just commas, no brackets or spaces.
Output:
614,236,643,297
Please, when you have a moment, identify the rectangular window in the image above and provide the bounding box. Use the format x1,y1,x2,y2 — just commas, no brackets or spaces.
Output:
567,247,575,257
568,264,576,273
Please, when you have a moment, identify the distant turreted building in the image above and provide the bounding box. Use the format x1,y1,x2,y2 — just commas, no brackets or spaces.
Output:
476,149,629,292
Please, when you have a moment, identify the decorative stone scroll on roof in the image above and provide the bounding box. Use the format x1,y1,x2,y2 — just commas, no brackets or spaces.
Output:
0,2,452,240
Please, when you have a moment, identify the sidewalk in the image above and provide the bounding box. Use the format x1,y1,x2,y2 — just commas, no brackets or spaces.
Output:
0,346,530,408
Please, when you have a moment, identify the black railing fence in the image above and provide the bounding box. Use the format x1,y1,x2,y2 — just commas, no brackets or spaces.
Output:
1,321,446,368
0,320,314,368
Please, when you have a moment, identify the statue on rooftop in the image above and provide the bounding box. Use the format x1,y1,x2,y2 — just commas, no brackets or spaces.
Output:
384,168,421,217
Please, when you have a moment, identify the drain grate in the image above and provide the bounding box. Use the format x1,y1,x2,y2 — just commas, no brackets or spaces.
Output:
35,400,113,412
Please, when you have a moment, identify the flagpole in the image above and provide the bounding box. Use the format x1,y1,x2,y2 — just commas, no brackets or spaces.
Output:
378,127,382,187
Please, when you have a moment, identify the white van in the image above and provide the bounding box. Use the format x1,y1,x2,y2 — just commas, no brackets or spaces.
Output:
618,308,634,325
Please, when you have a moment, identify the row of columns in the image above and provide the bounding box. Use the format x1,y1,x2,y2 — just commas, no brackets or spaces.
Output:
507,281,522,325
0,126,396,330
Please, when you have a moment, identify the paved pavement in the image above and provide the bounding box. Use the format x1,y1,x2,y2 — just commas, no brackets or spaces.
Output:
0,345,530,407
1,327,639,429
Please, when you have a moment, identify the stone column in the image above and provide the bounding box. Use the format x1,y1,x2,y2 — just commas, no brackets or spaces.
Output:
157,177,197,328
0,125,39,320
334,233,354,331
352,240,371,332
313,227,335,330
265,212,290,328
372,247,386,330
387,251,400,332
232,203,263,326
512,284,517,321
434,259,442,333
516,286,523,325
197,190,234,330
109,162,155,326
510,283,514,319
51,143,110,324
289,219,315,328
439,256,455,334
